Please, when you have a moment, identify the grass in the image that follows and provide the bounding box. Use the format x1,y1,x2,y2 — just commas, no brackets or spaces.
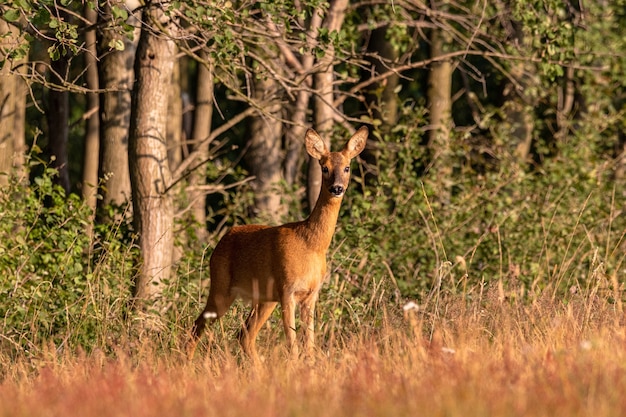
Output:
1,285,625,417
1,159,624,416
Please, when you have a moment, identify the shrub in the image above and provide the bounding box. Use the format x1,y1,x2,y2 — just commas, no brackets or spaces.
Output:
0,163,134,355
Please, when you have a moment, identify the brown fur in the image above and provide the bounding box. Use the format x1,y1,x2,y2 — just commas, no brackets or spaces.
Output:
188,127,368,362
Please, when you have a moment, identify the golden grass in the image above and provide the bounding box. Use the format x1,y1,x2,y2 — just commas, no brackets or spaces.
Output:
1,290,625,417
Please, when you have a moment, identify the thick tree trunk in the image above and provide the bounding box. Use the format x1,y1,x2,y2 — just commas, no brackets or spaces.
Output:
97,1,140,216
129,3,177,321
246,74,285,223
307,0,349,210
189,54,214,240
427,27,453,202
83,3,100,241
167,61,183,171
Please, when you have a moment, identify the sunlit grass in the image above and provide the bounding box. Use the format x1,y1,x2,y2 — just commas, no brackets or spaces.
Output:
1,286,625,417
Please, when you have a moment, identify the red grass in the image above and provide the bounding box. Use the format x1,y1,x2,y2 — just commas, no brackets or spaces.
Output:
1,292,625,417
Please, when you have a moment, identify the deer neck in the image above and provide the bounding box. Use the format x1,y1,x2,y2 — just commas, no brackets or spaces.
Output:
300,189,343,252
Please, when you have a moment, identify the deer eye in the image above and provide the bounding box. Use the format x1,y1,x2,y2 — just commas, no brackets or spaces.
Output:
322,166,329,174
344,166,350,173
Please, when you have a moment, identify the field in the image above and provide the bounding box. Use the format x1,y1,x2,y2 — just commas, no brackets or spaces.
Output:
1,287,624,417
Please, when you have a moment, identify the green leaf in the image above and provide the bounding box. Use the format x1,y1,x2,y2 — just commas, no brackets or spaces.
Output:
47,45,60,61
111,5,128,21
3,9,21,22
108,39,125,51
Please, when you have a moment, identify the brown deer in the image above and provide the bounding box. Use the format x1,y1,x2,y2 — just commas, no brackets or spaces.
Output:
188,126,368,362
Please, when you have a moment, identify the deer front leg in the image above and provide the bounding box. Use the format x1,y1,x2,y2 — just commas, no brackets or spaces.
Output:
300,294,318,355
281,293,299,358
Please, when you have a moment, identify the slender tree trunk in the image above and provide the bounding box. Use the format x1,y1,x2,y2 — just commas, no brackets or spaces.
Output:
495,1,537,166
97,1,140,216
556,66,575,143
500,70,535,164
129,2,177,321
47,54,71,194
83,3,100,242
369,28,400,131
307,0,349,210
246,74,285,223
0,20,20,187
427,26,453,202
283,10,322,188
362,26,400,181
189,54,214,240
12,57,27,183
283,86,311,187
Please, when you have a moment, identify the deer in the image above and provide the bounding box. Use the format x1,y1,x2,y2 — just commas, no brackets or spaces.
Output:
188,126,368,362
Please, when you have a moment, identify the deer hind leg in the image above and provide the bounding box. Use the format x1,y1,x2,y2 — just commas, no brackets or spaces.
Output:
187,292,235,359
239,302,278,363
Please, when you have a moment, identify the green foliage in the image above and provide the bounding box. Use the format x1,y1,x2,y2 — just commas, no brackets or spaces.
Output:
1,0,625,356
333,96,625,308
1,0,82,62
0,160,134,355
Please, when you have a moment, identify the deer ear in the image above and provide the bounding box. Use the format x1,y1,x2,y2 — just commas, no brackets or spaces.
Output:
305,129,328,160
344,126,368,159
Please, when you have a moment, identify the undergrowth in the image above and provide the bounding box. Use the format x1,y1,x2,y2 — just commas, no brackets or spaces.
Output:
0,121,624,361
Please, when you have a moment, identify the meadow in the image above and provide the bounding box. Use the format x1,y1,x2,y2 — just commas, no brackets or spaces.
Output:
1,285,624,417
1,137,624,417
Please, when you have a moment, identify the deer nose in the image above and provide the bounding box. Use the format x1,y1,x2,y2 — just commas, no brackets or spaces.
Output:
329,185,344,196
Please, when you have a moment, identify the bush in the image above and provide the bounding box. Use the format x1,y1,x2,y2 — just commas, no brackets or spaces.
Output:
0,163,134,355
332,107,626,313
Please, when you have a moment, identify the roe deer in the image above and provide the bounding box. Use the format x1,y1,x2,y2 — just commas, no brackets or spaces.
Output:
188,126,368,362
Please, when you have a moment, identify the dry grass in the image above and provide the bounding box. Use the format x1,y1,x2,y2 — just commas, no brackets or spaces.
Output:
1,288,625,417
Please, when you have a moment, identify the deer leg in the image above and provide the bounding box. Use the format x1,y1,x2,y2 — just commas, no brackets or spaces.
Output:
239,302,278,363
281,294,299,358
187,293,235,359
300,294,318,355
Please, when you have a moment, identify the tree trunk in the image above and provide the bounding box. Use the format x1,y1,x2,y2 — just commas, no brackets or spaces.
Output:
427,26,453,202
368,27,400,131
307,0,349,210
82,3,100,242
167,61,183,172
362,26,400,181
283,10,322,188
189,53,214,240
556,65,575,143
129,2,177,321
12,56,27,183
495,1,537,166
47,54,71,195
246,74,285,224
97,1,140,216
0,20,20,187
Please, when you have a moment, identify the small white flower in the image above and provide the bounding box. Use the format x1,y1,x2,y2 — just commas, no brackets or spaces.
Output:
403,301,419,312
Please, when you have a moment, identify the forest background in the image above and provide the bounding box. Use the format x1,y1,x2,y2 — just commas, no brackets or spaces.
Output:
0,0,625,358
